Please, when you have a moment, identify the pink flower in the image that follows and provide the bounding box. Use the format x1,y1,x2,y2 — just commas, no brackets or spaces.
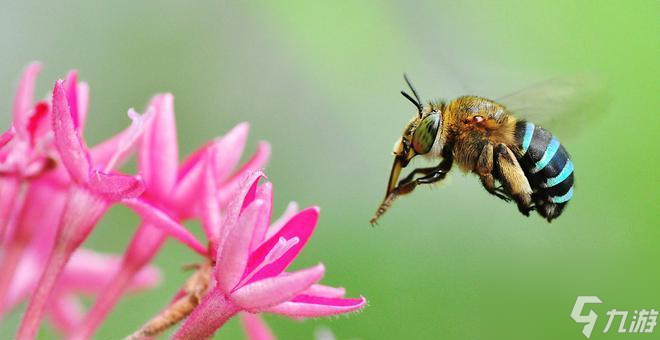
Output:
0,62,53,244
1,63,367,339
0,63,159,338
71,93,270,339
16,79,145,339
0,66,89,315
16,79,197,339
170,171,365,339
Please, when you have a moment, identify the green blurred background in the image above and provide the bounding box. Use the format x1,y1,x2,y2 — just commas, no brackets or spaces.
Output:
0,1,658,339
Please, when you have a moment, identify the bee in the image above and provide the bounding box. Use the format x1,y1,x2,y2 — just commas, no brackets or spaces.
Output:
371,75,599,224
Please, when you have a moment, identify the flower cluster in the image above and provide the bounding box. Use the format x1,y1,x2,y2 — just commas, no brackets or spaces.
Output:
0,63,365,339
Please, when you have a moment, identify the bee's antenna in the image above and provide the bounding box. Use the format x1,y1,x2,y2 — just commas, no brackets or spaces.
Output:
403,73,423,118
401,91,422,113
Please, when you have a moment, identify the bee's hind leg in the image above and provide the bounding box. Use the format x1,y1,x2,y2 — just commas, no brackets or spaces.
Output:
493,143,534,216
476,143,511,202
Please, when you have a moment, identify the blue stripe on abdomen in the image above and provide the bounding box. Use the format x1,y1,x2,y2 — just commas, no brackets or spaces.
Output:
542,159,574,188
551,186,573,203
520,122,534,155
531,138,560,174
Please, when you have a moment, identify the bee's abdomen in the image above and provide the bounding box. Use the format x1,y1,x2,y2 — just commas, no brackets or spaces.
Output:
514,121,574,221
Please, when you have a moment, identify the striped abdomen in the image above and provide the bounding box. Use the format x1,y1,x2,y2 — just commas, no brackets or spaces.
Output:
514,121,574,221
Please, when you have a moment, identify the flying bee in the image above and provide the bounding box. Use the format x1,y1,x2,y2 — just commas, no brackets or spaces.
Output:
371,74,601,224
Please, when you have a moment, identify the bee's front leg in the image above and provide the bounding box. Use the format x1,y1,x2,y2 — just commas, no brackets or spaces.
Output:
397,166,437,187
371,158,453,225
397,157,453,189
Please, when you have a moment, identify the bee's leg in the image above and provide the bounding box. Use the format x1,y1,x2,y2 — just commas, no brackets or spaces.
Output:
477,144,511,202
398,159,453,189
394,158,453,195
397,166,438,187
412,158,453,185
493,143,534,216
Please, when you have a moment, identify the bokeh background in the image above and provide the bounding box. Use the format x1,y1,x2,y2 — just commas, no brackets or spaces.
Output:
0,1,657,339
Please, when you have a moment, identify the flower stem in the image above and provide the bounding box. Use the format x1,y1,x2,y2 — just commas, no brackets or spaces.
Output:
17,186,108,339
16,242,69,339
173,289,240,340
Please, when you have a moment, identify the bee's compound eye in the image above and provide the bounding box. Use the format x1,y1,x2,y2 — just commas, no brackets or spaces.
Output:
412,114,441,154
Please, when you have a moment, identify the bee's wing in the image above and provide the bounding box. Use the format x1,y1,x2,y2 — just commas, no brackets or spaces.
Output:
497,74,607,139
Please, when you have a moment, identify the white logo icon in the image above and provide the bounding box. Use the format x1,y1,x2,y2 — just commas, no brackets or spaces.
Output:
571,296,602,339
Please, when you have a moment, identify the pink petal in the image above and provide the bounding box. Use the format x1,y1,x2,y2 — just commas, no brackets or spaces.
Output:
214,123,249,182
240,313,275,340
238,172,263,216
103,108,154,172
216,199,264,294
130,264,162,291
3,251,41,314
64,71,80,129
201,148,222,246
176,140,213,182
76,82,89,133
171,124,247,185
213,171,264,258
48,293,84,335
302,284,346,298
122,222,168,268
169,139,226,219
88,171,144,200
172,140,268,219
244,207,319,284
0,183,65,311
242,179,259,211
26,102,50,144
51,80,91,183
217,141,271,206
89,127,132,170
138,94,179,198
231,264,325,312
0,177,21,244
61,249,160,293
60,250,118,292
122,198,206,255
0,126,15,149
250,182,273,251
266,201,299,240
170,150,205,218
265,295,366,318
15,182,66,256
12,62,42,136
222,141,271,188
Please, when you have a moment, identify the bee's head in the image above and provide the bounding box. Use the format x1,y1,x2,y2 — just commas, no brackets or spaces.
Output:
385,75,443,196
